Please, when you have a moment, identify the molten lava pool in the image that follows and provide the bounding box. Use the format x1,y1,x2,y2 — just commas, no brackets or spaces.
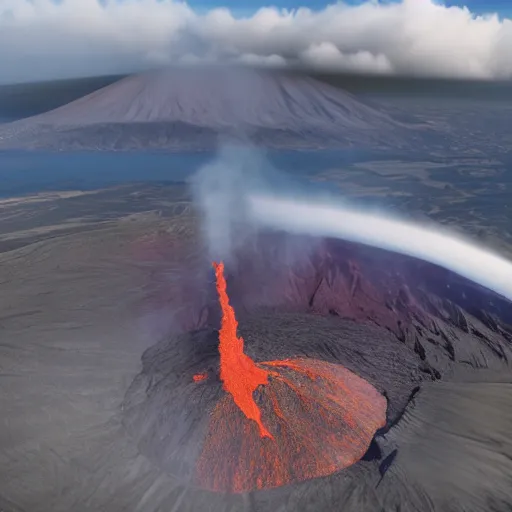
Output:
193,262,387,493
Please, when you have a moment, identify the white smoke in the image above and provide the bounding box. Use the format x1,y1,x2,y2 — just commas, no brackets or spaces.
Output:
248,194,512,302
192,144,512,302
189,144,271,263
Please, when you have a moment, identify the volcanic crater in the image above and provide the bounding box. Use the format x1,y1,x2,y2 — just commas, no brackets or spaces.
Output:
122,231,512,506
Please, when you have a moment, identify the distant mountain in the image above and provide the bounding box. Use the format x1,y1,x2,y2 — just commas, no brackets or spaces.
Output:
0,67,431,151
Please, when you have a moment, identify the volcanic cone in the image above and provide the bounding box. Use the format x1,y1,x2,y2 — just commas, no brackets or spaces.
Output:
193,262,387,493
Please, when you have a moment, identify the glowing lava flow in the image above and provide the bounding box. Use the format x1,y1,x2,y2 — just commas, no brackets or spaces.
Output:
212,261,274,439
194,261,387,493
192,372,208,383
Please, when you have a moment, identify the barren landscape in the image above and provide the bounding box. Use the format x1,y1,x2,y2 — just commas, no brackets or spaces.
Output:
0,172,512,511
1,67,512,512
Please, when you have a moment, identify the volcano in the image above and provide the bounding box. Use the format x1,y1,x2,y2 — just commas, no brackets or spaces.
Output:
194,262,386,493
0,67,424,151
121,230,512,511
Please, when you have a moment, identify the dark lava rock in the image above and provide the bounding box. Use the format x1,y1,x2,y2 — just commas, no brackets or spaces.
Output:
118,231,512,511
121,313,419,485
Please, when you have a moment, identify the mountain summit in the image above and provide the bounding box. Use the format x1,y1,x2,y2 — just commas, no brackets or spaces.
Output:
0,67,422,151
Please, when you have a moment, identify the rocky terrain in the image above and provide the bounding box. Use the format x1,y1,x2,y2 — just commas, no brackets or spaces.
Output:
0,185,511,512
121,229,512,512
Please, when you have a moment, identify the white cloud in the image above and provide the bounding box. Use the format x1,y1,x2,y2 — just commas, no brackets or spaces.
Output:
236,53,287,67
300,42,393,73
0,0,511,83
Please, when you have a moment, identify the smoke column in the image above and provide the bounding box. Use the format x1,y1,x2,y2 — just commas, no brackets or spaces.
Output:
189,145,272,263
190,144,512,302
248,194,512,302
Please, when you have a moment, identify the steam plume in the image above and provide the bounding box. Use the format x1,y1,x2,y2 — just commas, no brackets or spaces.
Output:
248,195,512,302
192,144,512,302
189,144,269,263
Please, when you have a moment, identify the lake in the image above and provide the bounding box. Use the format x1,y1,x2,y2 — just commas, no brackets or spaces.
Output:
0,148,404,198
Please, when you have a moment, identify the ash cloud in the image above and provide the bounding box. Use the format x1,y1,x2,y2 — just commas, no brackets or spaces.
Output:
2,0,512,84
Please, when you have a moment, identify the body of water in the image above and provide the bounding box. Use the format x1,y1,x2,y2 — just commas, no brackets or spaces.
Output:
0,149,403,198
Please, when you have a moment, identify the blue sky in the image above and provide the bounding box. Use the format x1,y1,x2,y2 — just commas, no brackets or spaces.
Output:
434,0,510,15
189,0,512,17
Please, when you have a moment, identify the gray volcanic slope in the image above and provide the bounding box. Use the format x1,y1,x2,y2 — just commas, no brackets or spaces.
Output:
0,67,425,151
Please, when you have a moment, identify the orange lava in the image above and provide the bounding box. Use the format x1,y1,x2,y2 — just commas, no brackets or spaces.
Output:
212,261,274,439
193,372,208,382
194,261,387,493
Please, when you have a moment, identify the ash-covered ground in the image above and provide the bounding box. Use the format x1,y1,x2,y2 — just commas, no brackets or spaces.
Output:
120,231,512,512
1,183,512,512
